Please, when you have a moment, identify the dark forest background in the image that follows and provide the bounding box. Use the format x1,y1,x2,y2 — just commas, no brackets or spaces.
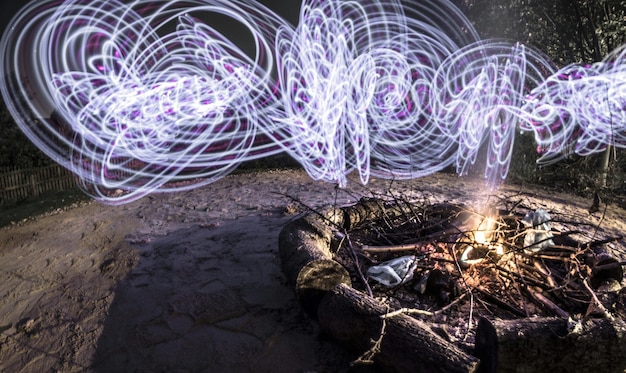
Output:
1,0,625,196
453,0,626,194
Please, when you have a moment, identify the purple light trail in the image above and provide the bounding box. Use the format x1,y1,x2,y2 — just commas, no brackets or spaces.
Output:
0,0,624,203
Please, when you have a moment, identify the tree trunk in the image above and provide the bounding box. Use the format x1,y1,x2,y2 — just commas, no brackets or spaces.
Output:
599,144,612,187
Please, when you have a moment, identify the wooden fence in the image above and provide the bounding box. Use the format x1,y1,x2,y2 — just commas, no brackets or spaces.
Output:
0,165,76,206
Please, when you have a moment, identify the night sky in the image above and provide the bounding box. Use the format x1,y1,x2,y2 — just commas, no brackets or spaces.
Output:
0,1,301,37
0,2,27,34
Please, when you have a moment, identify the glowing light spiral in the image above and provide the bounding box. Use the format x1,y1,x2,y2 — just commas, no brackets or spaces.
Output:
521,46,626,163
1,0,289,203
432,41,556,188
271,0,480,186
1,0,625,204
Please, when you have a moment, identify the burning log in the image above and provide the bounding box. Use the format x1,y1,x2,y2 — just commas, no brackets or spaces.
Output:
318,283,479,373
474,316,626,373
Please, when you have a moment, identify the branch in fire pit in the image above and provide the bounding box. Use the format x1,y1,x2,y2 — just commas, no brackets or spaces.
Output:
280,196,626,373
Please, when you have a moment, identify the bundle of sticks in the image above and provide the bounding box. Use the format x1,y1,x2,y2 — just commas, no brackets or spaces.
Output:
338,197,624,321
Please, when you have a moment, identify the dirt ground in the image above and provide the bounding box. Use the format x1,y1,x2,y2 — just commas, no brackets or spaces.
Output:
1,169,625,372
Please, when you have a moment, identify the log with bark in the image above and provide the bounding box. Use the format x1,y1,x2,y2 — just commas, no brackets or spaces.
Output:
278,206,350,318
318,283,479,373
474,316,626,373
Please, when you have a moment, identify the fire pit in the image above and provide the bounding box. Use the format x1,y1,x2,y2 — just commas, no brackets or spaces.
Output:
279,196,626,373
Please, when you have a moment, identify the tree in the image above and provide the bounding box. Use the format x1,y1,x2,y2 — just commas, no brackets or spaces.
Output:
0,96,52,169
453,0,626,64
455,0,626,188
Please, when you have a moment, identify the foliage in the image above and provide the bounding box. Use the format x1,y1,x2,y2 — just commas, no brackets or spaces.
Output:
454,0,626,194
454,0,626,65
0,97,52,169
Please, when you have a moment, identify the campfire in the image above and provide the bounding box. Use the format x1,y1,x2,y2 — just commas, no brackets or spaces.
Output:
343,198,624,322
279,195,626,372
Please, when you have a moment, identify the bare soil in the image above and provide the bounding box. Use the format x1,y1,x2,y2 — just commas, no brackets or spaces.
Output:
1,169,625,372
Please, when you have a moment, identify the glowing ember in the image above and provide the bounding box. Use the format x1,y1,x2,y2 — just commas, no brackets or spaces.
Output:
473,217,496,244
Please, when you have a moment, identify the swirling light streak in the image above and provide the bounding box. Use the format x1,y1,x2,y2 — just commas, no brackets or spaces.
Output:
1,0,289,203
1,0,625,204
432,41,556,188
521,46,626,163
272,0,481,186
